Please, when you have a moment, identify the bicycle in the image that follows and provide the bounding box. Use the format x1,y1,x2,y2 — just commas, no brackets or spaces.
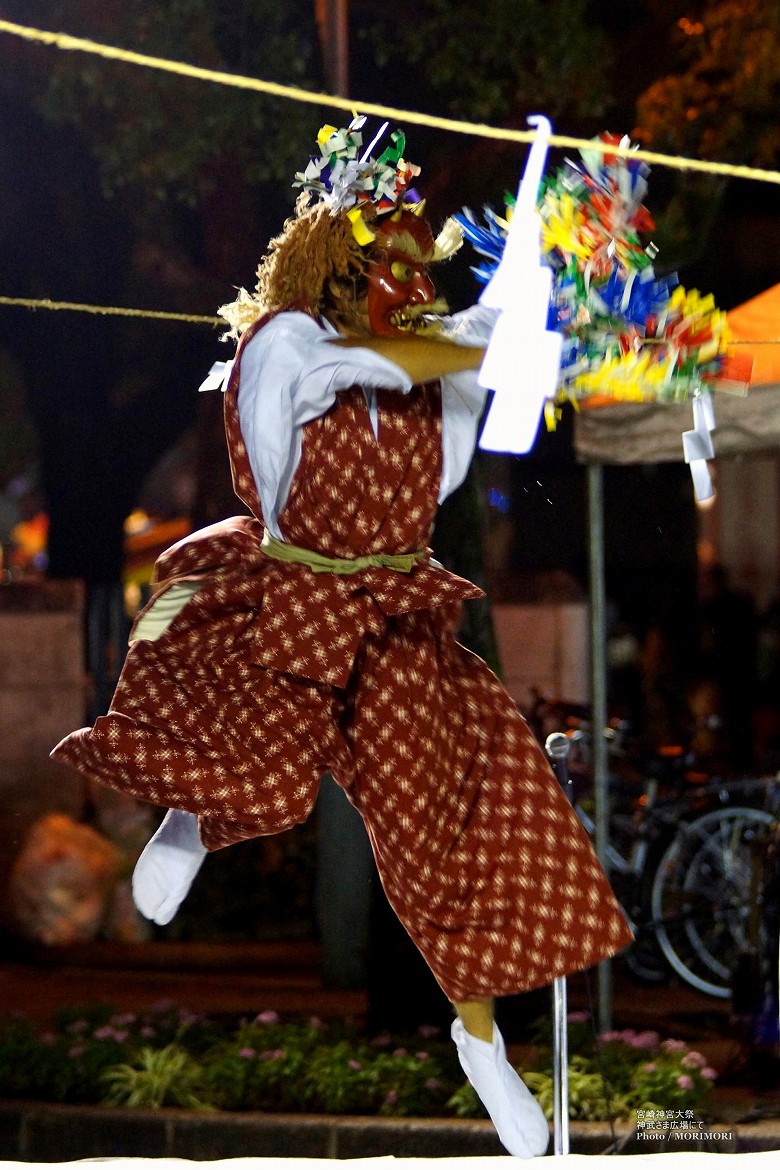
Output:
649,787,778,998
527,694,779,999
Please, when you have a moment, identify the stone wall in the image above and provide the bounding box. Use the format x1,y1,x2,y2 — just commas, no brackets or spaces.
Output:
0,580,86,915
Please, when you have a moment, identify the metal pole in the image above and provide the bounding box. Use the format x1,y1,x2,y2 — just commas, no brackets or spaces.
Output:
587,462,613,1033
551,976,570,1155
545,732,573,1155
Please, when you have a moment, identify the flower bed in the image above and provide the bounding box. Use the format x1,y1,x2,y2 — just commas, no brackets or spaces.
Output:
0,1002,716,1121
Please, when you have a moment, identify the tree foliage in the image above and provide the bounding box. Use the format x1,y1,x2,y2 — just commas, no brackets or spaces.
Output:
1,0,323,206
0,0,616,220
634,1,780,166
622,1,780,274
0,0,777,590
354,0,611,126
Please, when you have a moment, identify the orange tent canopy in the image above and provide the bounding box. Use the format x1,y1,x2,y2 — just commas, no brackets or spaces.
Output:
727,283,780,386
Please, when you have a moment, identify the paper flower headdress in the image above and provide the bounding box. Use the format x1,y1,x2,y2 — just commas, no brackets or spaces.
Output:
293,116,462,260
293,116,421,244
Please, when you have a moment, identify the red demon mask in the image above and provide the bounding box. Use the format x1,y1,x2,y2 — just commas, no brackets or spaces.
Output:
365,209,437,336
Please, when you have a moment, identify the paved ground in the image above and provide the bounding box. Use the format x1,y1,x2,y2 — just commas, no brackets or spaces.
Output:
0,939,777,1125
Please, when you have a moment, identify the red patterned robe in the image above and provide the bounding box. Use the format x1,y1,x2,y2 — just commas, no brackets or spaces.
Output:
53,314,632,1002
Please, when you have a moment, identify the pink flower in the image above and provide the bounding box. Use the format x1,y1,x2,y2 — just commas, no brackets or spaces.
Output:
239,1047,256,1059
425,1077,443,1091
93,1026,121,1041
701,1067,718,1081
255,1010,280,1025
417,1024,440,1039
260,1048,284,1060
393,1048,408,1058
69,1044,86,1058
371,1033,392,1048
676,1075,695,1091
567,1011,589,1023
140,1026,156,1039
682,1051,707,1068
630,1031,660,1049
66,1020,89,1035
348,1060,362,1071
598,1031,622,1044
415,1052,429,1061
662,1039,688,1052
384,1090,398,1105
642,1062,657,1073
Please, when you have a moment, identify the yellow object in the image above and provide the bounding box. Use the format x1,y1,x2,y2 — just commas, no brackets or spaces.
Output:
261,531,425,575
0,296,220,325
347,207,376,246
1,19,780,184
317,124,338,147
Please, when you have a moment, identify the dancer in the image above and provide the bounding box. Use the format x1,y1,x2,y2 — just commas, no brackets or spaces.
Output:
53,120,632,1157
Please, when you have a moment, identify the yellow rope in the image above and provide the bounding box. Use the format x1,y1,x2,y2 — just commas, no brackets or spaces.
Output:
0,296,221,325
2,18,780,186
0,294,776,341
1,19,779,331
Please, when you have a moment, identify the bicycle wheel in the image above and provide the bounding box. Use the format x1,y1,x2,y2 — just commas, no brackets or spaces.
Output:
650,805,775,998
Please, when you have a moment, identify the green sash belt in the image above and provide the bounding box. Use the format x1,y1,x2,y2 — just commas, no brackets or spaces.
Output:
261,531,425,575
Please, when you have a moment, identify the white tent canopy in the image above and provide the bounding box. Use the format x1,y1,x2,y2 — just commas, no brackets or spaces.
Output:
573,380,780,464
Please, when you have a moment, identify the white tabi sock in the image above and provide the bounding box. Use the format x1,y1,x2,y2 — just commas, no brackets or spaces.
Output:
451,1018,549,1158
132,809,207,925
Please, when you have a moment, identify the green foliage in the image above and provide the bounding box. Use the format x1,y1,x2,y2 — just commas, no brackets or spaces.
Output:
568,1025,717,1119
0,0,616,223
203,1018,457,1116
0,1007,133,1104
0,1004,717,1123
0,1017,61,1100
450,1023,717,1122
447,1078,485,1119
103,1044,211,1110
524,1056,635,1122
356,0,611,126
0,1002,227,1105
204,1015,326,1111
0,0,323,204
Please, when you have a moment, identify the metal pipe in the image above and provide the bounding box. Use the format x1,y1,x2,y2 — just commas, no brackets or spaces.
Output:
551,975,570,1155
545,732,571,1154
587,462,613,1033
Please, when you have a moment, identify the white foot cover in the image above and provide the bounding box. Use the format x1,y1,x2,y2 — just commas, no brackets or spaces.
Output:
132,809,207,925
451,1019,549,1158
